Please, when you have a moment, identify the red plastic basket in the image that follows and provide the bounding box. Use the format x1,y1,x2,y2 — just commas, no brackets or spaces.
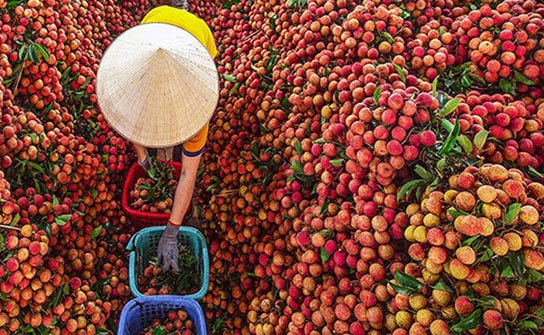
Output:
122,161,191,228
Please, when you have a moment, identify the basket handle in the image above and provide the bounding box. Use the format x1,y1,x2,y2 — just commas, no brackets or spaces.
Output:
201,246,209,294
128,252,143,298
126,233,140,251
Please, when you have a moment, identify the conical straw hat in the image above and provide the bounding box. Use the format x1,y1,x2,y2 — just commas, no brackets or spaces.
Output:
96,23,219,148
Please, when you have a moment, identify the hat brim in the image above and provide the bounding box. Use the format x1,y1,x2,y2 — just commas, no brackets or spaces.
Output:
96,23,219,148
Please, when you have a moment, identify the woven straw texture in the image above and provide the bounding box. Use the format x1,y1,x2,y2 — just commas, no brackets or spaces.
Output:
97,23,218,148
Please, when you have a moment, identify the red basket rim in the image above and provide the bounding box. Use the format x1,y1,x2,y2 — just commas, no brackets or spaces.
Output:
121,161,183,220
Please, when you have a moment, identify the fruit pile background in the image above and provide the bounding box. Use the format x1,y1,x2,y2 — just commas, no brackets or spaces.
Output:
1,0,544,334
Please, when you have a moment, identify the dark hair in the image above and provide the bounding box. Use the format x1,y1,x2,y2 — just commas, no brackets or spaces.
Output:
158,0,189,10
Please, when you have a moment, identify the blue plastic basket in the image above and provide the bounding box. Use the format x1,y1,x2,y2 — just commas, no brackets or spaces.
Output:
118,296,207,335
127,226,209,300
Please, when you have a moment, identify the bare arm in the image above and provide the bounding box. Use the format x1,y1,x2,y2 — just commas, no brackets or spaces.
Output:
168,152,201,226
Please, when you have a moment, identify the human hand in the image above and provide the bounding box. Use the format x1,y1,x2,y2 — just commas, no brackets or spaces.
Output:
157,222,179,272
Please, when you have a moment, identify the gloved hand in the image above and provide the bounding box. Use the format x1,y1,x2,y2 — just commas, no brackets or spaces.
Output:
157,222,179,272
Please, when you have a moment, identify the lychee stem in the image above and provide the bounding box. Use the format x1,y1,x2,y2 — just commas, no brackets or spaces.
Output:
0,224,21,231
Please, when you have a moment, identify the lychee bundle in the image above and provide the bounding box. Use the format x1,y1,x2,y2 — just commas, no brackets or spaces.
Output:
442,91,544,169
137,244,200,296
407,19,455,80
451,1,544,94
139,308,195,335
393,164,544,334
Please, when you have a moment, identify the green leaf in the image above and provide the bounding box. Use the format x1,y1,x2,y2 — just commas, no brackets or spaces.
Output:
52,196,59,206
432,280,453,292
499,78,516,95
440,118,454,132
432,76,439,97
394,270,423,291
397,179,425,201
96,328,111,335
382,31,394,43
26,161,45,174
468,72,486,84
514,72,535,85
21,325,34,333
518,321,538,330
501,266,514,279
414,165,433,182
373,86,381,104
31,44,42,63
528,269,544,283
34,43,50,60
91,188,98,199
52,287,63,307
18,44,27,61
439,119,460,155
319,229,333,239
527,166,544,179
477,296,496,309
435,157,446,173
461,75,473,88
389,282,417,295
152,326,166,335
290,159,303,173
27,44,37,63
314,137,325,144
320,247,330,263
54,214,72,226
63,283,69,295
7,0,23,8
451,309,483,332
509,251,525,277
462,235,480,247
505,203,521,224
320,198,330,216
448,209,468,218
394,64,405,83
294,141,303,156
439,98,461,117
474,129,489,151
90,226,103,239
478,247,493,262
456,135,472,154
535,307,544,319
223,74,237,82
11,213,20,226
330,159,344,167
229,82,240,96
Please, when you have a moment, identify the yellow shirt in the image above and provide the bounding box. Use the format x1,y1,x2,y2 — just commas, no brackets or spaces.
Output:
141,6,216,156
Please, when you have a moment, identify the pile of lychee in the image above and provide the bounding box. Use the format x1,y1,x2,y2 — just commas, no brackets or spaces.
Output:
139,308,195,335
393,164,544,334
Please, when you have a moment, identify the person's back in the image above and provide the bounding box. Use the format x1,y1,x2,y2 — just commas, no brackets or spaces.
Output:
141,4,217,59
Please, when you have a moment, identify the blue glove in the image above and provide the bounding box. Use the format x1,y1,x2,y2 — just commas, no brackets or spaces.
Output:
157,223,179,272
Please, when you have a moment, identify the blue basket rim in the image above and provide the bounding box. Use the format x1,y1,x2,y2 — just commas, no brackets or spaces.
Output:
127,226,209,300
118,296,206,335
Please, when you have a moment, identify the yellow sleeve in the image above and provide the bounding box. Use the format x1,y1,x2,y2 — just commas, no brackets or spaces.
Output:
203,23,218,59
182,123,209,156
